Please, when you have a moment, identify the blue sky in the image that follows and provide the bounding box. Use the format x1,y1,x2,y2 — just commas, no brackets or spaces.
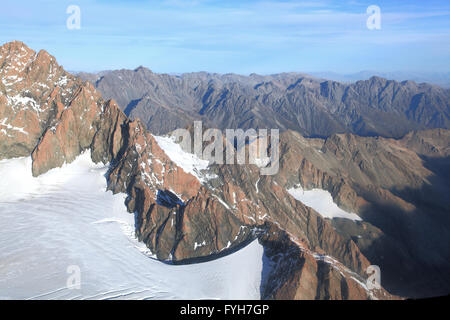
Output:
0,0,449,74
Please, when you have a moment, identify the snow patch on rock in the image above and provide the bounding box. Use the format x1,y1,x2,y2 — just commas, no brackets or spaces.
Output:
287,185,362,221
154,135,217,183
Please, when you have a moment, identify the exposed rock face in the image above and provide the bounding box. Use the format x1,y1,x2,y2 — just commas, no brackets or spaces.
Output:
0,41,78,160
273,129,450,298
400,128,450,157
31,84,115,176
260,223,396,300
102,119,252,261
78,67,450,138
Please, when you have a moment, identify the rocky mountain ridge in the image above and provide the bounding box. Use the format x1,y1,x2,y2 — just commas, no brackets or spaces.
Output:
78,67,450,138
5,41,450,299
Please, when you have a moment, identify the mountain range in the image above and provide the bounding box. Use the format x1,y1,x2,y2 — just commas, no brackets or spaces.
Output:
311,71,450,89
77,67,450,138
1,40,450,300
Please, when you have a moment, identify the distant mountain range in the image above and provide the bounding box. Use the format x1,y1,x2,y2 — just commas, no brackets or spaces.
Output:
77,68,450,138
311,71,450,88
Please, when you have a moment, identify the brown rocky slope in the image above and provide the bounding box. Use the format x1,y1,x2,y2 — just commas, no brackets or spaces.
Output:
274,129,450,298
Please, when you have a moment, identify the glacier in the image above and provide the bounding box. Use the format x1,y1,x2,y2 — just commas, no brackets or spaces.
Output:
0,151,264,300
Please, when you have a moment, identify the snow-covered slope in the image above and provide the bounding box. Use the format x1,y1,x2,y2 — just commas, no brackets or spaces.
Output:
0,152,264,300
153,135,217,183
287,186,362,221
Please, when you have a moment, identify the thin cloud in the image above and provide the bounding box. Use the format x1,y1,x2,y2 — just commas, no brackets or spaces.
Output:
0,0,449,73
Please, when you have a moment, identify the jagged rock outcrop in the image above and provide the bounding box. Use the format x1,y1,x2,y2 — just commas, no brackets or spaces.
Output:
273,129,450,298
260,223,396,300
102,119,252,261
0,41,79,160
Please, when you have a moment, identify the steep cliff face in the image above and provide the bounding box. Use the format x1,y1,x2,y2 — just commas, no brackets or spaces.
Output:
274,129,450,298
0,41,126,176
103,120,251,261
0,41,78,160
260,223,396,300
0,41,407,300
